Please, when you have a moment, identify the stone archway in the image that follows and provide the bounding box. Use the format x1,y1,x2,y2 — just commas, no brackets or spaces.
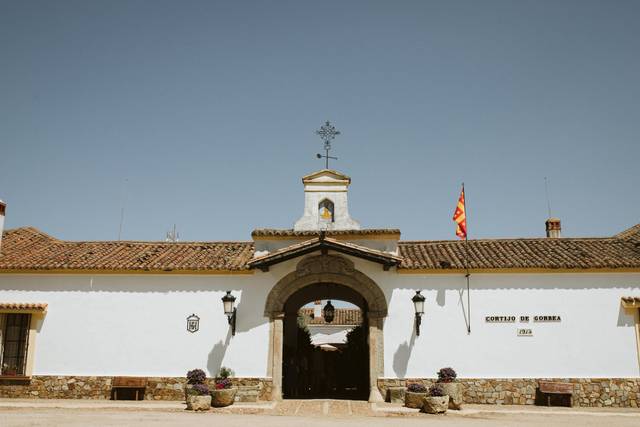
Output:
265,254,386,402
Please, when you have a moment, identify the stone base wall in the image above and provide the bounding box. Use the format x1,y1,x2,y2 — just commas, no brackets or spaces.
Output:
378,378,640,408
4,375,637,406
0,376,273,401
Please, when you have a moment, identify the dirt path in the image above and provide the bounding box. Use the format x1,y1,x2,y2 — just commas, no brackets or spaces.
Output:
1,407,639,427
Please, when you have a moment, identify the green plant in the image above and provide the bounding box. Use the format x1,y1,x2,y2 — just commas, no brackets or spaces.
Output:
296,313,311,331
2,363,18,375
218,366,234,379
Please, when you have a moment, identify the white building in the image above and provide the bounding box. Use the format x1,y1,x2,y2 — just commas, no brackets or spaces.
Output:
0,170,639,406
299,304,362,349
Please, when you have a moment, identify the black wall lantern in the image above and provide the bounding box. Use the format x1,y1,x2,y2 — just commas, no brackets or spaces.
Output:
222,291,237,336
322,300,335,323
412,290,425,336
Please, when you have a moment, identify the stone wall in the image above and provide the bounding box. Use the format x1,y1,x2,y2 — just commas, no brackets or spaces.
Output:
4,375,638,406
0,376,273,401
378,378,640,408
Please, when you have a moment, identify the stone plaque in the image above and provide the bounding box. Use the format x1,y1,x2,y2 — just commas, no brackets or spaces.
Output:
187,314,200,333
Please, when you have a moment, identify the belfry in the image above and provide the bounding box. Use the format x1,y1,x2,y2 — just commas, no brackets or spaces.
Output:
293,169,361,231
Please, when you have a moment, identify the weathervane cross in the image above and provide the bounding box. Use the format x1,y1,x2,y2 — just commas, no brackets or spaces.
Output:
315,121,340,169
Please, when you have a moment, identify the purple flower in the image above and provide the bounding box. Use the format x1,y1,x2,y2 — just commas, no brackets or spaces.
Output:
436,367,457,383
192,383,210,396
186,369,207,385
428,384,445,397
407,383,427,393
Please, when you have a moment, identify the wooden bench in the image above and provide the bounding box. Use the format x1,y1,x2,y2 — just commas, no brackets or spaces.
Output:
536,381,573,407
112,377,147,401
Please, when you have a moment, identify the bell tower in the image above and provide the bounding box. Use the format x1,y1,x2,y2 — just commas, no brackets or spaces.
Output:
293,169,360,231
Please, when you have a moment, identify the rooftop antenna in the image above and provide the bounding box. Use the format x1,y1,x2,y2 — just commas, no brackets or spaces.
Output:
118,178,128,241
315,121,340,169
544,177,552,218
165,224,180,242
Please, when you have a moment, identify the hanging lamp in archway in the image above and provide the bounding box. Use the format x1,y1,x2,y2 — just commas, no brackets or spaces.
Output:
322,300,335,323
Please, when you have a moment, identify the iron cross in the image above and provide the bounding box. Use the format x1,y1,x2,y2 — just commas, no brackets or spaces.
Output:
315,121,340,169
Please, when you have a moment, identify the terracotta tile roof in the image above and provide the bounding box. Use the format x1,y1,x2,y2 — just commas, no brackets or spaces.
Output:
1,225,640,272
299,308,362,325
0,302,47,312
251,228,401,238
616,224,640,240
0,227,253,272
621,296,640,308
398,236,640,270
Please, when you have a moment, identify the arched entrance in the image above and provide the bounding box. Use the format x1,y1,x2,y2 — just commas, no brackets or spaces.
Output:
264,254,386,402
282,284,369,399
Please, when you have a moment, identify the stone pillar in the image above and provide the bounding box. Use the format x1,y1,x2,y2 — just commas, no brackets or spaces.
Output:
270,312,284,401
368,313,384,402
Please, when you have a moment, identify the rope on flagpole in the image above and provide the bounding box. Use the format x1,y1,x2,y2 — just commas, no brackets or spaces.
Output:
453,182,471,334
463,183,471,334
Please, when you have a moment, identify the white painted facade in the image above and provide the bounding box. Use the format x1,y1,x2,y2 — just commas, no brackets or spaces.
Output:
0,169,639,386
307,325,355,347
0,265,638,379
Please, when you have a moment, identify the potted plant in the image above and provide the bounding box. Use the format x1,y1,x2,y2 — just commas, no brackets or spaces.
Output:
2,364,18,376
421,384,449,414
211,366,237,407
404,382,428,409
436,367,462,410
186,383,212,411
185,368,207,401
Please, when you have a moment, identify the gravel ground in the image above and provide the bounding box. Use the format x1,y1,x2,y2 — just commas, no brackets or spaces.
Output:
1,407,639,427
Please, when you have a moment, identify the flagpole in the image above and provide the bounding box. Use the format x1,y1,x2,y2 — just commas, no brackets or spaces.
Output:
463,183,471,334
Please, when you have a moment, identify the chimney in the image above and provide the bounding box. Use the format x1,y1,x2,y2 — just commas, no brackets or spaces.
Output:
545,217,561,238
0,200,5,253
313,300,322,318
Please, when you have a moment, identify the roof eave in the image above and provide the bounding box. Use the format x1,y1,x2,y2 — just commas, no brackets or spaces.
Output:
248,239,402,272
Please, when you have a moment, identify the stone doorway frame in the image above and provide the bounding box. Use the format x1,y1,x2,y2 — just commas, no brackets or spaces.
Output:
264,254,387,402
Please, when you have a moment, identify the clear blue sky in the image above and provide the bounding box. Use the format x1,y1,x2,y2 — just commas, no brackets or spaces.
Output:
1,0,638,242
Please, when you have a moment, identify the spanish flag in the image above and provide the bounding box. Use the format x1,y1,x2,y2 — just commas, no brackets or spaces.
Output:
452,185,467,239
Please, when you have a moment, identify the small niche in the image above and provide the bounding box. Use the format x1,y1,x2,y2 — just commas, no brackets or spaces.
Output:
318,199,335,223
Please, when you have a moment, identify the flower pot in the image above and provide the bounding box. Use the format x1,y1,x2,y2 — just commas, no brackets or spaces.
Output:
421,395,449,414
404,391,428,409
211,387,237,407
386,386,406,404
438,382,462,410
186,395,211,411
184,384,194,402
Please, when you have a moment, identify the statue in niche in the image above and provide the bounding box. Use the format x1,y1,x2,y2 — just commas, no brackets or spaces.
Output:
319,199,334,224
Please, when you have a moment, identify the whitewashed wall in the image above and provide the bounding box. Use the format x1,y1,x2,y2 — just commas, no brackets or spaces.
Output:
1,256,639,380
350,258,640,380
0,274,272,378
307,325,354,346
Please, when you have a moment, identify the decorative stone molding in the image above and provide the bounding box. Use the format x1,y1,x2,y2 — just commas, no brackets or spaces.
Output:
264,255,387,318
264,254,387,402
295,255,355,277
